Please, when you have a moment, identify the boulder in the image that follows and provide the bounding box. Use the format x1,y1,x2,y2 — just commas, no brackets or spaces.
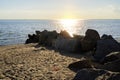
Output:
45,30,58,46
25,30,58,45
38,30,48,45
39,30,58,46
107,74,120,80
35,30,41,35
25,34,39,44
54,36,81,52
68,59,93,72
103,59,120,72
93,35,120,62
81,29,100,52
81,40,95,52
101,34,113,39
102,52,120,64
73,68,120,80
84,29,100,41
73,34,84,40
60,30,71,38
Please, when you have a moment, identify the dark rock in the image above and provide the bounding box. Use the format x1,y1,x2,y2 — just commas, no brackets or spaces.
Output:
28,34,32,39
81,29,100,52
45,31,58,46
73,69,106,80
73,68,120,80
39,30,58,46
81,40,95,51
25,34,39,44
107,74,120,80
84,29,100,41
25,39,32,44
54,36,81,52
73,34,84,40
25,30,59,46
94,35,120,62
60,30,71,38
102,52,120,64
101,34,114,40
35,30,41,35
68,59,92,72
38,30,48,45
103,59,120,72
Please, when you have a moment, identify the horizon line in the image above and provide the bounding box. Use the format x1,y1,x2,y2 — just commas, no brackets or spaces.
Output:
0,19,120,20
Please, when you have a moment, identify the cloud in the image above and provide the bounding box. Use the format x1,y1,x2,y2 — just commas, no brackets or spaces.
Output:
113,6,120,13
92,5,120,19
107,5,120,12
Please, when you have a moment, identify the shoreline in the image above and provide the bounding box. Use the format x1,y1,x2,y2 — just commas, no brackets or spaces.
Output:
0,29,120,79
0,37,120,46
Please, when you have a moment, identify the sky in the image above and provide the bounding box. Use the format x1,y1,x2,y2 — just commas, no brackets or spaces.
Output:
0,0,120,19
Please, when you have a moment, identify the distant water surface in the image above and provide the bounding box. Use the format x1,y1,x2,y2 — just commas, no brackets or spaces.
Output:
0,19,120,45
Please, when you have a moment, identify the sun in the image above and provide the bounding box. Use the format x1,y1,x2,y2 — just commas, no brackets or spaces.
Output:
59,19,78,37
60,19,77,27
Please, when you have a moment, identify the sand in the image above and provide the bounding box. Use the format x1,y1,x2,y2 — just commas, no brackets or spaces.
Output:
0,43,83,80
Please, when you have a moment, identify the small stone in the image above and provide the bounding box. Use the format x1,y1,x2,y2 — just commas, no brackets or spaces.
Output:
40,47,46,50
0,73,5,79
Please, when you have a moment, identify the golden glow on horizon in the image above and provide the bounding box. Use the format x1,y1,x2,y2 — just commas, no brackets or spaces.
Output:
60,19,78,37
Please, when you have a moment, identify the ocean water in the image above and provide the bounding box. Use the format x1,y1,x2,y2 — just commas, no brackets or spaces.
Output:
0,19,120,45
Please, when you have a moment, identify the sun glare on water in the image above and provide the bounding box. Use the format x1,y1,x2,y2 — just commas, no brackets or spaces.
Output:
59,19,78,37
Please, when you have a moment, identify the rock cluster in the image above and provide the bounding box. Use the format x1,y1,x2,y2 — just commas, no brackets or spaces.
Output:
94,34,120,62
26,30,58,47
25,29,101,52
73,68,120,80
69,33,120,79
26,30,83,52
25,29,120,80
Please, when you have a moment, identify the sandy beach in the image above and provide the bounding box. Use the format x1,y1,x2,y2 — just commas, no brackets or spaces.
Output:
1,0,120,79
0,28,120,80
0,43,84,80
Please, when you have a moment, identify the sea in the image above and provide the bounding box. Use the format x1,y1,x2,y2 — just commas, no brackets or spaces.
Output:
0,19,120,45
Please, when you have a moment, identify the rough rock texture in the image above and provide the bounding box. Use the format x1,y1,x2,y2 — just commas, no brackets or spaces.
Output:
54,36,81,52
101,34,114,40
73,69,120,80
25,34,40,44
103,59,120,72
94,36,120,62
102,52,120,64
60,30,72,38
35,30,41,35
68,59,93,72
81,29,100,52
39,30,58,46
73,34,84,40
25,30,58,45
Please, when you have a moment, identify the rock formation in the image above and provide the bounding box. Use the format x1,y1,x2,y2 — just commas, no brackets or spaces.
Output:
81,29,100,52
25,29,120,80
93,34,120,62
73,68,120,80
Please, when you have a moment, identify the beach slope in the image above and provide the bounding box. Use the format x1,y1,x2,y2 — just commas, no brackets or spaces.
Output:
0,44,81,80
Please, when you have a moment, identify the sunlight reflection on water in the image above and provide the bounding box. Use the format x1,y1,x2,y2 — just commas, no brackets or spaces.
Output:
58,19,84,37
0,19,120,45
